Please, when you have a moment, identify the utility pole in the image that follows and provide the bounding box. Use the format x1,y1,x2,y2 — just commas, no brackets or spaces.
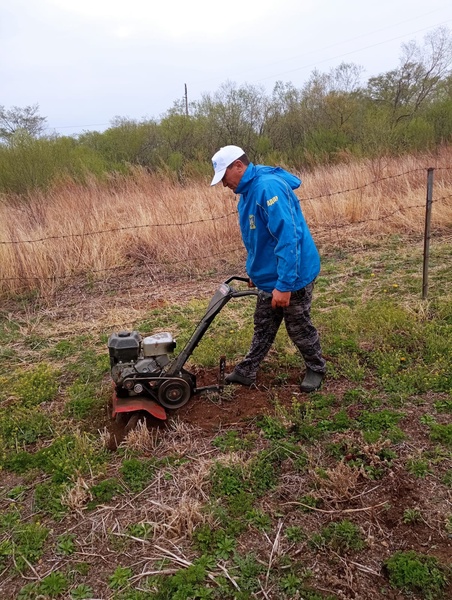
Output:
184,84,189,117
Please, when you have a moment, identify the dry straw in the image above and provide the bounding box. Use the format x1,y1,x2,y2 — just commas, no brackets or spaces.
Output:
0,149,451,297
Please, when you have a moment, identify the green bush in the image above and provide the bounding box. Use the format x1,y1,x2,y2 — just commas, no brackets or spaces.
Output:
70,584,94,600
249,451,279,496
126,522,153,540
384,550,448,599
212,430,255,452
56,533,77,555
257,414,287,439
406,458,431,478
39,571,69,597
0,134,109,194
2,450,37,473
146,559,211,599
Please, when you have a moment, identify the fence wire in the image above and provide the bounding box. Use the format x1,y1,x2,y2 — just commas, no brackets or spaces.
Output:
0,168,451,284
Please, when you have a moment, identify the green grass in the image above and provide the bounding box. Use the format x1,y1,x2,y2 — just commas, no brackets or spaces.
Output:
0,362,59,406
0,405,53,447
0,236,451,599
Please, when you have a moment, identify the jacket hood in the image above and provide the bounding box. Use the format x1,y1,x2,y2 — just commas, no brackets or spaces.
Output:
236,163,301,195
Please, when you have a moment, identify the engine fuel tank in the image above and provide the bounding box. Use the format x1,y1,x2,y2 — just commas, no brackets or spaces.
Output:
108,331,141,364
142,332,176,357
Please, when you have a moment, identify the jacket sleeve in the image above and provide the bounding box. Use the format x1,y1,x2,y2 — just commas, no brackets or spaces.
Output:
255,179,301,292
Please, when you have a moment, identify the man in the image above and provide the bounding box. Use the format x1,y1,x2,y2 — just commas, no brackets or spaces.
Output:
210,145,326,393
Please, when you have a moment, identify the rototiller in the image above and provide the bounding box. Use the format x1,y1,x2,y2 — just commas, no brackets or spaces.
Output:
107,277,258,425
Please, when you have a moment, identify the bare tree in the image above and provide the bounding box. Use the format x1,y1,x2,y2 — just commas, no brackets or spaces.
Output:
0,104,47,142
195,81,270,157
300,63,365,132
367,26,452,123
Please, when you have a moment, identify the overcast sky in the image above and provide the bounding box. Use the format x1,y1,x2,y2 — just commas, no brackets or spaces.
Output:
1,0,452,136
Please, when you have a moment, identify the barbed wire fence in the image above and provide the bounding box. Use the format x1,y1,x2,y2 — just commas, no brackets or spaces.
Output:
0,166,451,300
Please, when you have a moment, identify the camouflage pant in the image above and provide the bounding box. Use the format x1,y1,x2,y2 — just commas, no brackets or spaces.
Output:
234,281,326,379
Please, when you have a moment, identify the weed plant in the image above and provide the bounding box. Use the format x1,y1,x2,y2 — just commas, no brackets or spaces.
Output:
69,584,94,600
120,457,156,492
310,519,365,554
56,532,76,555
384,550,448,599
402,508,422,524
87,478,121,508
406,457,431,478
65,380,100,419
108,566,133,591
10,522,50,573
212,429,255,452
0,363,58,407
430,423,452,446
34,481,67,519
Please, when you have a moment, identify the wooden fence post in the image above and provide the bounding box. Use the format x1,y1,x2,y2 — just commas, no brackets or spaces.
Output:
422,168,434,299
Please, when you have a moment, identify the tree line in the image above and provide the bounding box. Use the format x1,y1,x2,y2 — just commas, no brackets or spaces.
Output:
1,27,451,195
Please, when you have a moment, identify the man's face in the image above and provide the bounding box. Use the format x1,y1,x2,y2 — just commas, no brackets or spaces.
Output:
222,160,245,192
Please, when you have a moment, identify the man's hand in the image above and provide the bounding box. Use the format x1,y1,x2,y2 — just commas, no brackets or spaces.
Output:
271,289,291,309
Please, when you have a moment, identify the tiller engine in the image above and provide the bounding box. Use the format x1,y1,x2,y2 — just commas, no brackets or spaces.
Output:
108,277,258,424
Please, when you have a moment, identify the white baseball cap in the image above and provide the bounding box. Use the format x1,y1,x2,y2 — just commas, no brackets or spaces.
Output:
210,145,245,186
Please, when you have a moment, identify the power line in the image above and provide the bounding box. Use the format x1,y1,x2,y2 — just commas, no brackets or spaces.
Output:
236,7,450,79
254,19,452,84
42,12,452,133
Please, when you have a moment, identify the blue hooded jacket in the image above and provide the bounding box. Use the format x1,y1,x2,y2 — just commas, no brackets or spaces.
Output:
235,163,320,293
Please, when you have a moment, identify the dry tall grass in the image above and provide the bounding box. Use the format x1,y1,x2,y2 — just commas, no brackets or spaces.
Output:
0,149,451,297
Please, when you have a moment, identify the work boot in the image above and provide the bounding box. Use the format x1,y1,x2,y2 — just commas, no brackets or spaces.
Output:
224,371,255,386
300,368,324,393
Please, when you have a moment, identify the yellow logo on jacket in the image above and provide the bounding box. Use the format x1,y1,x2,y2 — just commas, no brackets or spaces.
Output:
267,196,278,206
249,215,256,229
